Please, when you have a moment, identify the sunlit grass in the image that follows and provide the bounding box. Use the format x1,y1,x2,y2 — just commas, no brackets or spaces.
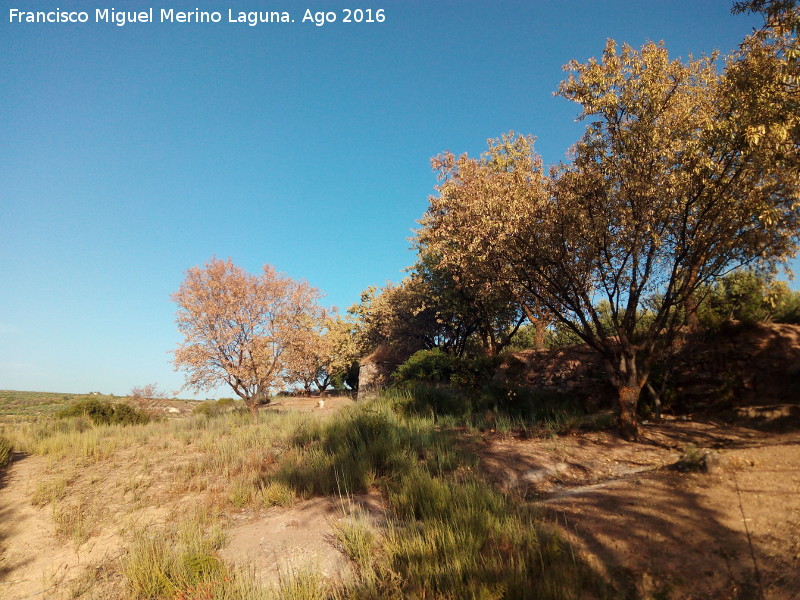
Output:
5,391,611,599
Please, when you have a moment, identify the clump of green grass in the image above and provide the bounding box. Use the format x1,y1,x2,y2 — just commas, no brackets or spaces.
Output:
375,468,609,599
0,435,12,471
53,498,97,545
259,481,296,508
272,397,469,498
332,510,375,574
31,476,69,506
228,474,256,508
278,568,329,600
124,512,269,600
266,393,610,599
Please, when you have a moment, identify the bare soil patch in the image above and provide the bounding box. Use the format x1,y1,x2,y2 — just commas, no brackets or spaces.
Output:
220,491,384,589
480,415,800,599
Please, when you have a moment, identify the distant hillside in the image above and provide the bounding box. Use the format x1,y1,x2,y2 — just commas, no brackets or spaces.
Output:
0,390,200,419
0,390,117,418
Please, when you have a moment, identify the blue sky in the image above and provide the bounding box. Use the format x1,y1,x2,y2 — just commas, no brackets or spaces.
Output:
0,1,791,396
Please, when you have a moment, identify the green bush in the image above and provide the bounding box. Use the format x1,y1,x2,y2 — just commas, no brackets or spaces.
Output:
698,269,800,327
193,401,222,418
193,398,244,418
393,348,460,385
394,349,500,390
774,288,800,324
57,399,151,426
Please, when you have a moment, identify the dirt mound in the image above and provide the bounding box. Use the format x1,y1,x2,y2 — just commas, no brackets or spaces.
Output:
220,492,384,589
500,322,800,421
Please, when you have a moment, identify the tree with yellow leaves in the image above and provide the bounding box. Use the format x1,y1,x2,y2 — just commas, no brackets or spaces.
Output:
419,12,800,440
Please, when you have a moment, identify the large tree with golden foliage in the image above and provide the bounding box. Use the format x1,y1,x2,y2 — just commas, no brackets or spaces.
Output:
172,257,324,418
419,12,800,440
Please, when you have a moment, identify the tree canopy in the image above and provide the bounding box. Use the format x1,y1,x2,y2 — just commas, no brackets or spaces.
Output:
417,13,800,439
172,257,324,417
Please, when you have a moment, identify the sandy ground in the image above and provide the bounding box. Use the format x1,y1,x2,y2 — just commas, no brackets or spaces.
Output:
480,416,800,599
1,402,798,600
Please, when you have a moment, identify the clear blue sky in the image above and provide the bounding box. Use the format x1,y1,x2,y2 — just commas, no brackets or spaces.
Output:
0,1,792,396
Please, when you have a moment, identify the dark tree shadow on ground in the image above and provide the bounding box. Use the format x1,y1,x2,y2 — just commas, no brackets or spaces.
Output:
542,460,799,599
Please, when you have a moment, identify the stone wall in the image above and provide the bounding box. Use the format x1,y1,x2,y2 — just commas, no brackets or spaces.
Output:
357,345,411,400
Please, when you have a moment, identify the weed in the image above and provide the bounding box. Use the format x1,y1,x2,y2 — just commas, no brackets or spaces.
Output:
31,476,69,506
278,567,328,600
53,498,96,545
124,513,266,600
268,394,611,599
259,481,296,508
332,509,375,572
0,435,12,473
228,475,255,508
675,443,709,471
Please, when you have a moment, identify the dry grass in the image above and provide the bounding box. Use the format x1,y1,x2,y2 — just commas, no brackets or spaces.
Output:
3,394,611,599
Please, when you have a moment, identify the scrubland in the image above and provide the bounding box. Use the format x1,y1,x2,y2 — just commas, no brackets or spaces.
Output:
0,392,610,600
1,391,798,600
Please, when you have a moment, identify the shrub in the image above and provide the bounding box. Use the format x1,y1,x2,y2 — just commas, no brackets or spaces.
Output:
394,349,500,390
193,398,244,418
774,289,800,324
394,348,459,385
57,399,151,426
698,269,800,327
192,401,222,418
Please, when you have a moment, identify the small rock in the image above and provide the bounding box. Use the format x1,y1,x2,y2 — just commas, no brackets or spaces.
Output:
701,450,730,473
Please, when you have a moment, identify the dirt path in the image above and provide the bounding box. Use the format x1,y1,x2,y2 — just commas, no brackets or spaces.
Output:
0,455,123,600
544,440,800,599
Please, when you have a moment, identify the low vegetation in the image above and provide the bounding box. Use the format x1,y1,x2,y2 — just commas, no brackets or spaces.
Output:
1,389,617,599
57,398,152,426
0,434,12,471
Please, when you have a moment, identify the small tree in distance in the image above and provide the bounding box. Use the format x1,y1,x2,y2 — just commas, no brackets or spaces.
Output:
129,383,165,402
172,257,324,419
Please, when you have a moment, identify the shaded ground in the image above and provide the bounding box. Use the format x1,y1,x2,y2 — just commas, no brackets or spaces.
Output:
480,414,800,599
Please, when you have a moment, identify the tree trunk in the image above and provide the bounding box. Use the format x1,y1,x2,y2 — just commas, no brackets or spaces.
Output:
533,318,547,351
611,350,648,441
683,270,701,329
246,400,259,421
617,385,641,441
645,381,663,422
